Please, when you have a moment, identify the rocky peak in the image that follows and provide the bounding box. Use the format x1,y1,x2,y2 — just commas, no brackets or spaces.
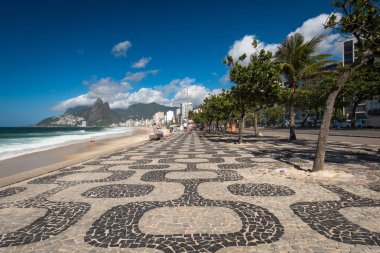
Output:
88,98,112,124
93,98,103,106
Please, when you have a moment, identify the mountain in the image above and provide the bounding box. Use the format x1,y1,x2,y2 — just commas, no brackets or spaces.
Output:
64,105,90,115
36,99,178,127
87,98,117,124
116,102,178,120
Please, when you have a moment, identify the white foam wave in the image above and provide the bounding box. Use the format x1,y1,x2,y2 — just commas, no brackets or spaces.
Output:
0,127,132,161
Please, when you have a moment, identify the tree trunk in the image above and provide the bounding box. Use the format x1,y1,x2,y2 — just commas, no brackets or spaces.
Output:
223,122,227,137
351,102,358,127
313,71,351,171
289,96,297,140
301,113,310,127
254,112,259,136
238,115,244,144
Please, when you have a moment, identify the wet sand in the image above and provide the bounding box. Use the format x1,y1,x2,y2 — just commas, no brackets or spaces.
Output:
0,127,151,187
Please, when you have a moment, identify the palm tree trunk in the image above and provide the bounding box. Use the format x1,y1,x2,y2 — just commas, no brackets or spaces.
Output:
223,122,227,137
301,113,310,127
313,71,351,171
238,115,244,144
254,112,259,136
289,93,297,140
351,102,358,127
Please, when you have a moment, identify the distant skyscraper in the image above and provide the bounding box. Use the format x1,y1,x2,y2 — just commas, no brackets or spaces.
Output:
181,102,193,121
153,111,164,125
166,110,174,122
176,108,181,123
343,39,358,66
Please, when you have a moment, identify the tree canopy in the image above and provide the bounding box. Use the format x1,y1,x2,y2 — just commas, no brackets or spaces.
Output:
225,40,282,143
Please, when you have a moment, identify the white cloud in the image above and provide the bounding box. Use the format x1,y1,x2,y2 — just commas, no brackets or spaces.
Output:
54,75,216,111
227,35,280,65
131,57,152,68
88,77,129,97
53,94,95,111
226,13,343,64
111,40,132,57
288,13,343,56
122,69,159,82
169,78,222,107
154,77,196,96
219,72,230,85
126,88,171,106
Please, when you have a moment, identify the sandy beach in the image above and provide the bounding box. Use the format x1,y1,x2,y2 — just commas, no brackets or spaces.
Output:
0,127,151,187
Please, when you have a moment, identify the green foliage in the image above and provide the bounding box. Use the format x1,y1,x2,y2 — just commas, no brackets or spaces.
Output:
341,63,380,105
326,0,380,61
227,46,282,115
197,90,235,125
224,43,282,142
276,32,332,140
259,104,286,126
275,33,334,113
276,33,333,88
296,72,340,112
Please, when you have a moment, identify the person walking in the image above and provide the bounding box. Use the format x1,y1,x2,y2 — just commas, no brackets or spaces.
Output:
183,122,188,132
188,122,193,134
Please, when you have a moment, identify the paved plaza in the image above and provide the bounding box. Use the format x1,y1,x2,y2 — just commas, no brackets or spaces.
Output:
0,132,379,252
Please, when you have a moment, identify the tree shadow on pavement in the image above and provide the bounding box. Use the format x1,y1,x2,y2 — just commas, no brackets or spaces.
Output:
202,132,380,173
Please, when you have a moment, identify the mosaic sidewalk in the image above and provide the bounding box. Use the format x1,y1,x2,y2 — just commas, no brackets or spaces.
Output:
0,132,379,253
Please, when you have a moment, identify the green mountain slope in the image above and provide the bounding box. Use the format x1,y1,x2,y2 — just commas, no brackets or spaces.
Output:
36,100,178,126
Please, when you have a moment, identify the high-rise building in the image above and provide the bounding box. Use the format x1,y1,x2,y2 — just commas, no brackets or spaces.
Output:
176,108,181,124
166,110,174,123
181,102,193,121
153,111,164,125
343,39,358,66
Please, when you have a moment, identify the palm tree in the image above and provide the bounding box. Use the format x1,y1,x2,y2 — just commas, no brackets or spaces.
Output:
276,33,330,140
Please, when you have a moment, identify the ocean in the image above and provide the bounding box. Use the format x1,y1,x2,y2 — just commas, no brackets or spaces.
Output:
0,127,132,161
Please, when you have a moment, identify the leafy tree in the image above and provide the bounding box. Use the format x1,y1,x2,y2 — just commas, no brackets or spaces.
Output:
341,63,380,125
199,97,218,132
225,40,282,143
214,91,236,137
195,92,236,133
260,104,286,126
276,33,332,140
190,110,207,128
313,0,380,171
296,70,340,124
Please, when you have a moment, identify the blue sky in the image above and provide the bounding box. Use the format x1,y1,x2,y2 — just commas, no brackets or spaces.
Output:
0,0,340,126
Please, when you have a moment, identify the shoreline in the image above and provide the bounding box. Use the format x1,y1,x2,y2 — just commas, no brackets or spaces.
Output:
0,127,151,188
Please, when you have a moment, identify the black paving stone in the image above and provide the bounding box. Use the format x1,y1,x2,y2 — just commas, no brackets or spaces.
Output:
82,184,154,198
290,184,380,246
228,183,295,196
0,187,27,198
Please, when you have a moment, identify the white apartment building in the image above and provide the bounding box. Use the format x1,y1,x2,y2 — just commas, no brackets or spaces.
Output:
166,110,174,123
176,108,181,123
153,111,165,125
181,102,193,121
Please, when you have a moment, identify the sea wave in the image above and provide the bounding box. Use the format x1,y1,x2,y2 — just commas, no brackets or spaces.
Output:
0,127,132,161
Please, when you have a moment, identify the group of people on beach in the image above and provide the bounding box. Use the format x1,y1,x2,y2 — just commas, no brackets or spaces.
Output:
183,121,193,134
152,123,166,141
152,121,193,141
